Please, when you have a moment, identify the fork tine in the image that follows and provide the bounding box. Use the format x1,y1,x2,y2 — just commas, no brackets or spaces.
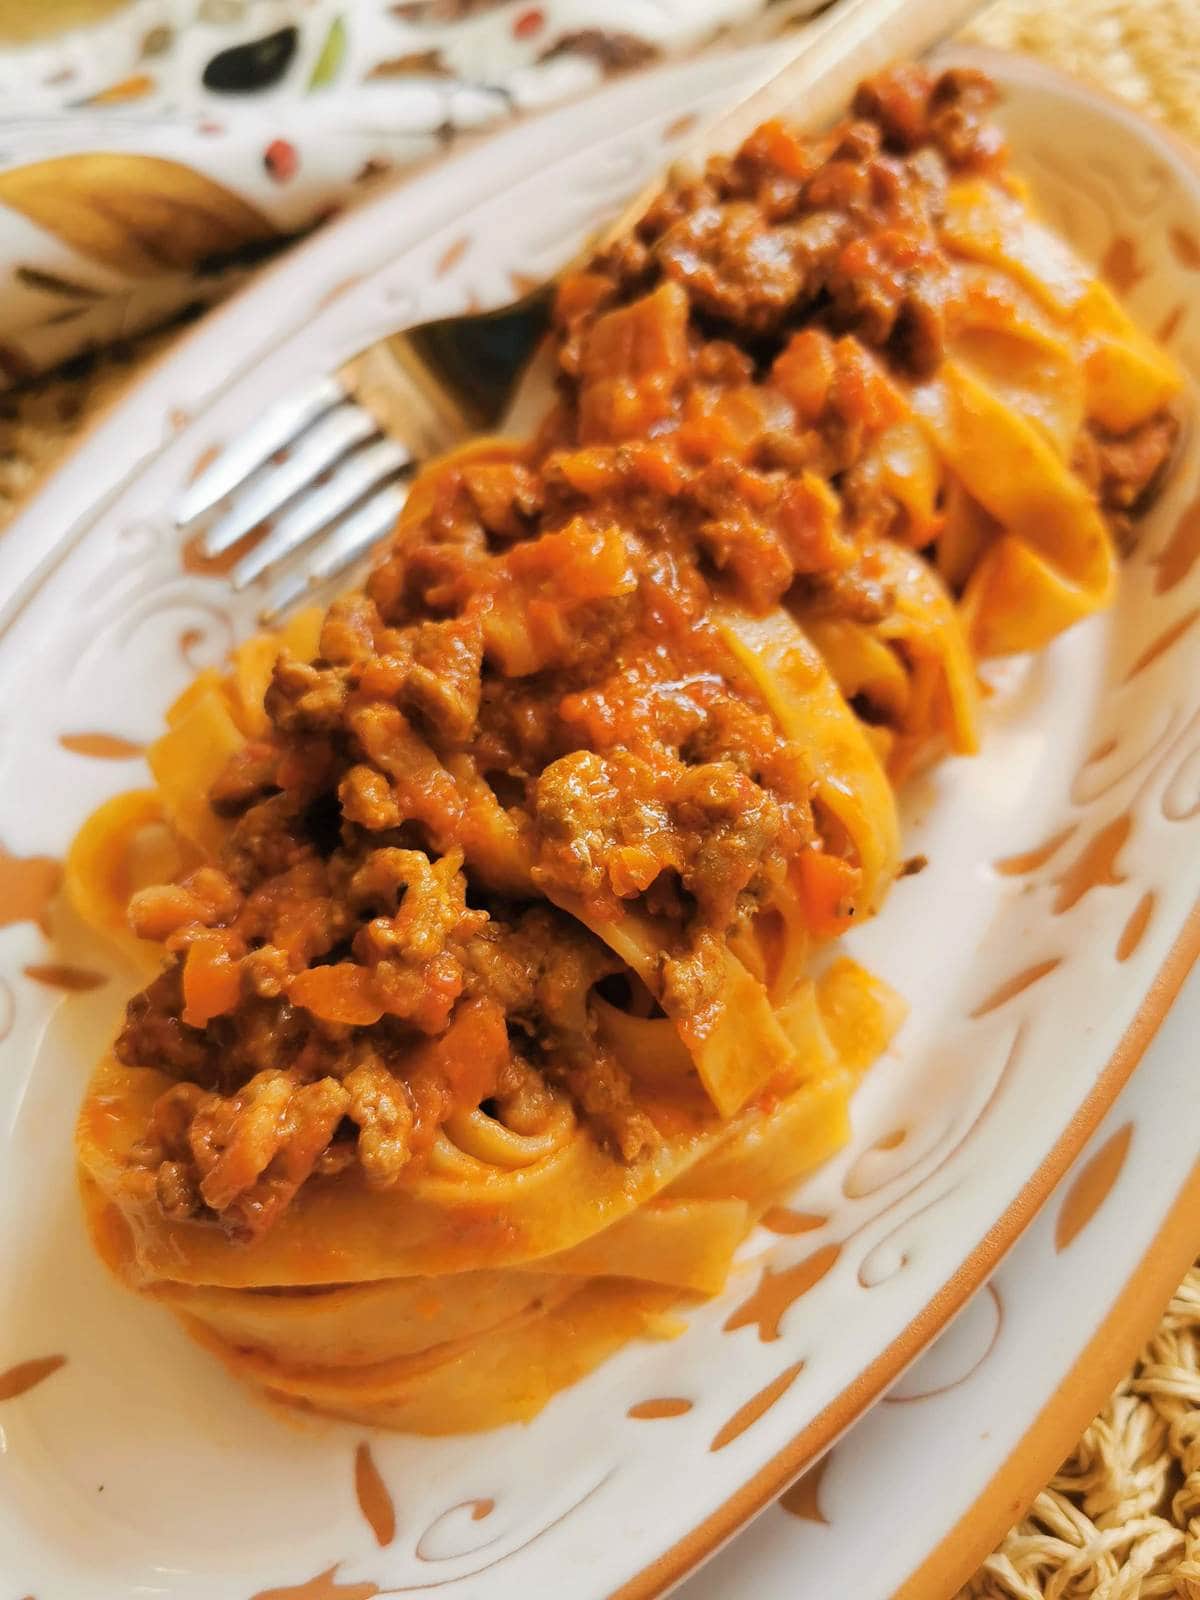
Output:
175,375,346,529
201,403,379,558
230,438,413,590
259,481,410,623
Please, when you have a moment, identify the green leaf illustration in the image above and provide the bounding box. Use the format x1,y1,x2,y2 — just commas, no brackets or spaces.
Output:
308,16,347,91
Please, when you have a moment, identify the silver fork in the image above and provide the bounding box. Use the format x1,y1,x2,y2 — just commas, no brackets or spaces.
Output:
175,291,553,620
174,0,980,623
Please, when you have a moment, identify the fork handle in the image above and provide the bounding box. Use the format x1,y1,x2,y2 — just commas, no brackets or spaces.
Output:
596,0,987,252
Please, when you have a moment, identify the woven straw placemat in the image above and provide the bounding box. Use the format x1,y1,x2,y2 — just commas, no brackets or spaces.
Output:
0,2,1196,1595
959,1267,1200,1600
950,17,1200,1599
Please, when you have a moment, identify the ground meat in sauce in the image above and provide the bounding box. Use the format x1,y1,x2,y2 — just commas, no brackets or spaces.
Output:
1074,413,1180,514
116,64,1178,1241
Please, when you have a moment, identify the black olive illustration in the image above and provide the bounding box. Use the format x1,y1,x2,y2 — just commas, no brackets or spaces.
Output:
202,27,299,94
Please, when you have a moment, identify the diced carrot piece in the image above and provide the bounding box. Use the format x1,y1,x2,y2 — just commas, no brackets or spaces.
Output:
609,844,664,898
582,282,689,385
549,448,622,498
578,283,690,443
182,932,243,1027
831,339,906,431
289,962,384,1026
628,441,685,495
778,472,856,573
485,519,639,675
430,999,510,1109
796,850,862,939
772,329,835,423
505,520,636,604
741,118,815,181
677,387,778,464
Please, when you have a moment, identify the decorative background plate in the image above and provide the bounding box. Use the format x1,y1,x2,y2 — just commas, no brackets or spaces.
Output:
0,41,1198,1600
0,0,827,383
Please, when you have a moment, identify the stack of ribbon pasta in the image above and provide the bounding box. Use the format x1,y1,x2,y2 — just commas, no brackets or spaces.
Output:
70,65,1182,1433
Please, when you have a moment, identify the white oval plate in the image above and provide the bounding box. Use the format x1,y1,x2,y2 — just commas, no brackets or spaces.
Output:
0,41,1198,1600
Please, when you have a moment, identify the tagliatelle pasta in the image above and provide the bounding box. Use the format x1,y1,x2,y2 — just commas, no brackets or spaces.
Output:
70,64,1182,1434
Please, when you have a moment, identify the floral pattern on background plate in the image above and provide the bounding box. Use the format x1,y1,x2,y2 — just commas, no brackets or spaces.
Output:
0,0,822,384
